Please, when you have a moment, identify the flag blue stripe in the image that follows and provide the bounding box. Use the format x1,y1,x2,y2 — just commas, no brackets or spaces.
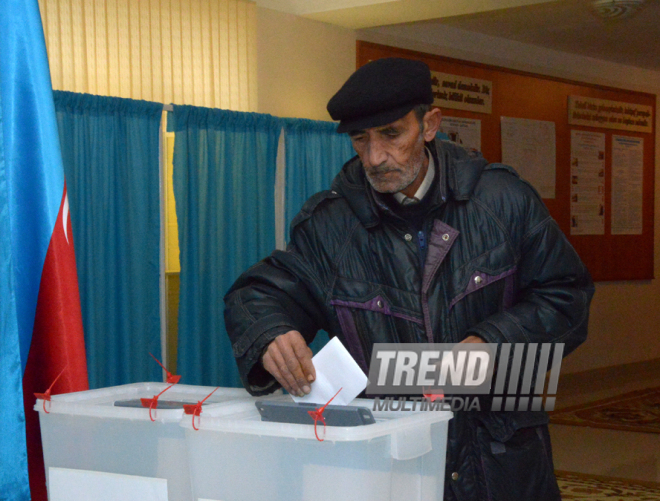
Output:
0,79,31,501
0,0,65,371
0,0,65,498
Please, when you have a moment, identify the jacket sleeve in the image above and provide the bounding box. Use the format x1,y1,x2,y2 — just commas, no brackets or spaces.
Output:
224,194,339,395
466,174,595,357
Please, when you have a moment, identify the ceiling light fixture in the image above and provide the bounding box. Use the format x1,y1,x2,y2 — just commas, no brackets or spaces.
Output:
591,0,646,19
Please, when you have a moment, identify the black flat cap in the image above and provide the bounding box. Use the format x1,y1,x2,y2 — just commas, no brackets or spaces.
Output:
327,57,433,133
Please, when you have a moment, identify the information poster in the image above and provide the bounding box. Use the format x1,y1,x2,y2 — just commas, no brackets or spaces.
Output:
568,96,653,133
431,72,492,114
501,117,556,199
438,117,481,151
570,130,605,235
611,135,644,235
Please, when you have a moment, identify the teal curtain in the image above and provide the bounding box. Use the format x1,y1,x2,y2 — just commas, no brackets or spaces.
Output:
54,91,162,389
170,106,280,387
282,118,354,353
282,118,355,233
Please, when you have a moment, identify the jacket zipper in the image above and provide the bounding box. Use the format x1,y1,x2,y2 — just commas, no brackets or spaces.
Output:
418,230,426,251
417,229,427,271
417,226,429,342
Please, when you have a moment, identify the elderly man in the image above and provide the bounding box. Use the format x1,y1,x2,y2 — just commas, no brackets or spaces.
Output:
225,58,593,500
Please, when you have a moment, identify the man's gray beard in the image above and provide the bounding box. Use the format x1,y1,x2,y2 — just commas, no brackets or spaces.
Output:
365,137,426,194
365,164,421,194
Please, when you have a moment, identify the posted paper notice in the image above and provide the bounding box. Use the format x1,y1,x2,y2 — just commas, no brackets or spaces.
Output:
611,135,643,235
570,130,605,235
501,117,556,199
438,117,481,151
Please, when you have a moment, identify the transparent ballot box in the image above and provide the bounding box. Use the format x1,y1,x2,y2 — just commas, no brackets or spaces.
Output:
35,383,250,501
182,398,452,501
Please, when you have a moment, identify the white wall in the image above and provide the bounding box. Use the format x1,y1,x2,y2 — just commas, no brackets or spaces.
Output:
257,7,357,120
359,24,660,373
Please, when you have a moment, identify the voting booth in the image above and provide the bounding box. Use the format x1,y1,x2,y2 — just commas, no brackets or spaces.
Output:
35,383,250,501
182,398,452,501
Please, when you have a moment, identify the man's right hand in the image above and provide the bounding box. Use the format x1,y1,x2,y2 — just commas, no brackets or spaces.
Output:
261,330,316,397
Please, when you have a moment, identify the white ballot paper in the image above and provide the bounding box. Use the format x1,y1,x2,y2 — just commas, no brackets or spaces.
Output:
292,336,368,406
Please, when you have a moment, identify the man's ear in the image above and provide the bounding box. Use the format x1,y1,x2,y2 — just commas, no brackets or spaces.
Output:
422,107,442,142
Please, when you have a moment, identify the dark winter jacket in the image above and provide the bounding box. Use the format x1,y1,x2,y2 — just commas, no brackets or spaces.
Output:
225,138,594,500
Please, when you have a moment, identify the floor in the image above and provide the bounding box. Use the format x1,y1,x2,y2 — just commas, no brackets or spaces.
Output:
549,359,660,483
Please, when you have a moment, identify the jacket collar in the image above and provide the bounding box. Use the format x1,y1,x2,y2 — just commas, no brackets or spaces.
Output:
331,138,488,228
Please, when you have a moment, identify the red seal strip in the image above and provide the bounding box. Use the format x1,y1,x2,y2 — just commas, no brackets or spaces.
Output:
149,352,181,384
306,387,343,442
141,384,175,421
423,392,445,402
140,352,182,421
34,365,68,414
183,387,220,431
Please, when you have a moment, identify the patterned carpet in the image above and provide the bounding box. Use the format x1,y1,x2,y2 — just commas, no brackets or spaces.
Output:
550,387,660,434
556,471,660,500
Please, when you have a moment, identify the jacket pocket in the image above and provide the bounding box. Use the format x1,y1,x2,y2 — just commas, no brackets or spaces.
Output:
330,294,424,374
476,423,561,501
449,266,517,318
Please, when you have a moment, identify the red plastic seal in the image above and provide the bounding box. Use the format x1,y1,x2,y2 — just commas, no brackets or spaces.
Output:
141,384,176,421
423,392,445,402
184,387,220,431
140,353,182,421
307,387,343,442
149,352,181,384
34,365,68,414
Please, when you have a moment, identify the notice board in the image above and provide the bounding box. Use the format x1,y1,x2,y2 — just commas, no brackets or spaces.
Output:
357,41,656,281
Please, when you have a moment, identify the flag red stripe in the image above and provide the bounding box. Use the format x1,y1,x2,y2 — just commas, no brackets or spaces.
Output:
23,184,89,500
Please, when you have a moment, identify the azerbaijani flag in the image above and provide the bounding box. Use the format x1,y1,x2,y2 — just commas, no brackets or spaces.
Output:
0,1,89,500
